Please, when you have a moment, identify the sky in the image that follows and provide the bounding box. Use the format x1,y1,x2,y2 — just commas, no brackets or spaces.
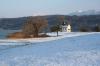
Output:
0,0,100,18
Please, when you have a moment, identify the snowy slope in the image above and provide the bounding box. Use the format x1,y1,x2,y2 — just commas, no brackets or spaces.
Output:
0,32,100,66
0,32,96,45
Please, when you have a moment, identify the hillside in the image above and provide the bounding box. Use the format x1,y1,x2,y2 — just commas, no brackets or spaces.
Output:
0,15,100,31
0,33,100,66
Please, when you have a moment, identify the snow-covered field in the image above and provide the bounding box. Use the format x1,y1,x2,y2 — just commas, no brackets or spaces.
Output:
0,32,96,45
0,32,100,66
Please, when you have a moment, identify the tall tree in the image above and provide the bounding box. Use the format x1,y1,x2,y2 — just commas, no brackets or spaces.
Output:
22,16,48,37
56,15,65,36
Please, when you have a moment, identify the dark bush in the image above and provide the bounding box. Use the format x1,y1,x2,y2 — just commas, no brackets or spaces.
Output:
93,25,100,32
79,26,90,32
39,34,50,37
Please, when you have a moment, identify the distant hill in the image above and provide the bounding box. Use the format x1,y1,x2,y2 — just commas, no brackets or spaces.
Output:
0,17,28,30
0,15,100,31
69,10,100,16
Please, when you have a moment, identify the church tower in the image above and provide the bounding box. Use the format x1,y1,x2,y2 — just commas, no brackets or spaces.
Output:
61,20,67,32
60,16,72,32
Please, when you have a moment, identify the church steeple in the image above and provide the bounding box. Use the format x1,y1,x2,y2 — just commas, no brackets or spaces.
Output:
62,20,66,25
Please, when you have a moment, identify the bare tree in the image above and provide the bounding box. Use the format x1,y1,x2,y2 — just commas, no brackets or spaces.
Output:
22,16,48,37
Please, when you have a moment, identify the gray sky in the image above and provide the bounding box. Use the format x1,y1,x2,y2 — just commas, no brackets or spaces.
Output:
0,0,100,18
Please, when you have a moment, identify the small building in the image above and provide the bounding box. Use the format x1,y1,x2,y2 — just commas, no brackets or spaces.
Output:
61,21,71,32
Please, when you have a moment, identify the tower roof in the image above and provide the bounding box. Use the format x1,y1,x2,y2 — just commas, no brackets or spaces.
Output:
62,20,67,26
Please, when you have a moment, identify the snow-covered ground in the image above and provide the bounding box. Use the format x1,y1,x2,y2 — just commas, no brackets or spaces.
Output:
0,32,97,45
0,32,100,66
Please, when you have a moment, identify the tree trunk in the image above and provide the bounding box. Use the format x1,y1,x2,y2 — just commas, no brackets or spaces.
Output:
34,30,38,37
57,31,58,36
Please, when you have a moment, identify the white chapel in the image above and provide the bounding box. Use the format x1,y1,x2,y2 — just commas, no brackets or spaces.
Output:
61,21,71,32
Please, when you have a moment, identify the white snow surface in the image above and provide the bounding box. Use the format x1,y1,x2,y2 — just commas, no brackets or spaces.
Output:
0,51,100,66
0,32,100,66
0,32,96,45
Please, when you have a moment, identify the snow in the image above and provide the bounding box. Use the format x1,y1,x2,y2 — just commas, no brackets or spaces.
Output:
0,51,100,66
0,32,100,66
0,32,96,45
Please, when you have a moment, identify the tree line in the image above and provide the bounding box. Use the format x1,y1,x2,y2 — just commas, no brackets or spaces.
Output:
7,15,100,39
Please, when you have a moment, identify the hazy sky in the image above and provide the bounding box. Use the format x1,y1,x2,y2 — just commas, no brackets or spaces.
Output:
0,0,100,18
